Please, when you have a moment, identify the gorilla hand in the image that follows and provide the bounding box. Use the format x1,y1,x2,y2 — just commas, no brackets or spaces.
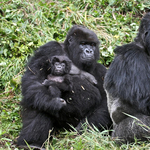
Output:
80,71,97,85
69,63,97,85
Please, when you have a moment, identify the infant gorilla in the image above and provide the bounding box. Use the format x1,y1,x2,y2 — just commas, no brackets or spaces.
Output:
42,55,73,116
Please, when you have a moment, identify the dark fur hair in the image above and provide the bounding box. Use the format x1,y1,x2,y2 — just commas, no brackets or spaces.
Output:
104,12,150,144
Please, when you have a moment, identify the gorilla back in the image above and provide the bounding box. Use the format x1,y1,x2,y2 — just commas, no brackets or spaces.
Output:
104,12,150,144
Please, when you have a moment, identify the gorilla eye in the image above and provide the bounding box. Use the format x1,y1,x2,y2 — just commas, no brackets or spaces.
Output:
91,43,96,46
61,63,66,68
80,42,85,45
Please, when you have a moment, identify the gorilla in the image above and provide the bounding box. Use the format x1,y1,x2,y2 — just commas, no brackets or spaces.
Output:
42,55,72,94
17,25,112,149
63,25,112,130
104,12,150,144
42,55,73,117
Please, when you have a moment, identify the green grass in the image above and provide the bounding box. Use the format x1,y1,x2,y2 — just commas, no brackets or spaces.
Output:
0,0,150,149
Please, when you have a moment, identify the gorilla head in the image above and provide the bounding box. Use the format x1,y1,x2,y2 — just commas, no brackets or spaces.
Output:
51,55,71,76
135,12,150,55
64,25,100,71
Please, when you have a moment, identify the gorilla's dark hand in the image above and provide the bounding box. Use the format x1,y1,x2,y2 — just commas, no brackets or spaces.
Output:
69,63,97,84
80,71,97,85
49,97,67,118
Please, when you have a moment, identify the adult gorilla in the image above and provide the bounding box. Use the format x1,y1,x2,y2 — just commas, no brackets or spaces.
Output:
104,12,150,144
17,25,112,149
63,25,112,130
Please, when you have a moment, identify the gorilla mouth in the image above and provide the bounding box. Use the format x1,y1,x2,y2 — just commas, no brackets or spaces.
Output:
81,54,94,61
55,70,63,75
56,70,62,73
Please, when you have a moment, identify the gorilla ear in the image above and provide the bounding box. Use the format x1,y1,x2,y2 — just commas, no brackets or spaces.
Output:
68,33,76,44
68,36,73,44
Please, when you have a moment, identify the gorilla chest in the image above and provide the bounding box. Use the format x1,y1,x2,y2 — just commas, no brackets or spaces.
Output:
60,78,100,117
48,76,64,82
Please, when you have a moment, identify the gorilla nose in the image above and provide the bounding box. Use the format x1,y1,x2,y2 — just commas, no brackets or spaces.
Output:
57,66,62,70
85,48,93,55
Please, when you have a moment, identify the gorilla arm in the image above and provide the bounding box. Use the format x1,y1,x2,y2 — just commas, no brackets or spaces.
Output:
21,55,67,116
43,74,73,92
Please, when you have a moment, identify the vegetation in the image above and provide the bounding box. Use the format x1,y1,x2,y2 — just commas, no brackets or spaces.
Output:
0,0,150,149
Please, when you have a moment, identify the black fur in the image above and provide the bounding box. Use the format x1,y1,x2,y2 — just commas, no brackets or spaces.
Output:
17,26,112,148
63,25,112,131
42,55,73,118
104,12,150,144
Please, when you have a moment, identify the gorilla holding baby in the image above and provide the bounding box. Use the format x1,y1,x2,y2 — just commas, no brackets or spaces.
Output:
17,25,112,148
104,12,150,144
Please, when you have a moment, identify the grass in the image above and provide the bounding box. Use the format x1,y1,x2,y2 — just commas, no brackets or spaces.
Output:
0,0,150,149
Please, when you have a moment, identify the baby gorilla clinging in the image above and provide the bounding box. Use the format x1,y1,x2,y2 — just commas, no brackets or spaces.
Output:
42,55,73,116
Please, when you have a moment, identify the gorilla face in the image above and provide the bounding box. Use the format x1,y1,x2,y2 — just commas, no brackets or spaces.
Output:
53,61,66,75
79,41,96,62
51,55,71,76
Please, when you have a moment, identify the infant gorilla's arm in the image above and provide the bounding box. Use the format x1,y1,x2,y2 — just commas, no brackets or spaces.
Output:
42,74,73,92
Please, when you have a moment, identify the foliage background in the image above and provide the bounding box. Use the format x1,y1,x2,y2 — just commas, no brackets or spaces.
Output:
0,0,150,149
